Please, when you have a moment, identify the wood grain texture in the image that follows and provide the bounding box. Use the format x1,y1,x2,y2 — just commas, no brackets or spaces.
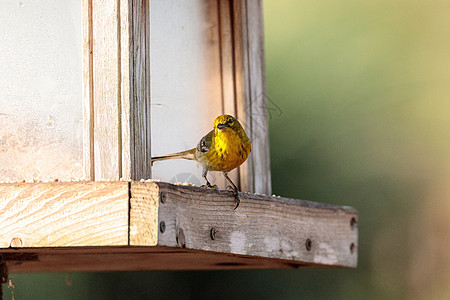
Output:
0,182,129,248
0,181,358,272
232,0,251,193
232,0,271,195
246,0,271,195
219,0,236,116
92,0,121,180
120,0,131,180
3,247,308,273
155,182,358,267
129,182,159,246
129,0,151,180
81,0,150,181
82,0,95,180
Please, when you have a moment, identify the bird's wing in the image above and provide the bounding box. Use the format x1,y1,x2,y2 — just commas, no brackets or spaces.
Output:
196,129,214,154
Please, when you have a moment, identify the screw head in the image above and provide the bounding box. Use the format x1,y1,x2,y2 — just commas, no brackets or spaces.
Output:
160,192,166,204
305,238,312,251
350,217,357,229
210,228,216,240
159,221,166,233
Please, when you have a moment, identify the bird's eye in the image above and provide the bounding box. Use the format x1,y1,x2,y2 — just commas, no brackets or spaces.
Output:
227,118,234,125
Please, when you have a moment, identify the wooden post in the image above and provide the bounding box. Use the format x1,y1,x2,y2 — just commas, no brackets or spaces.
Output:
232,0,271,195
82,0,151,181
0,181,358,272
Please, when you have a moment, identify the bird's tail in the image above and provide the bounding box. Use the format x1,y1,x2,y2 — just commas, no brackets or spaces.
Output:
151,148,196,166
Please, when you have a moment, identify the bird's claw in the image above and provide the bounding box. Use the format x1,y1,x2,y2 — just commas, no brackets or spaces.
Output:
233,192,240,210
202,180,240,210
229,186,240,210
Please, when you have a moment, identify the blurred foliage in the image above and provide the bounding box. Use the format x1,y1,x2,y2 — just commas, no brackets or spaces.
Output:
5,0,450,299
266,0,450,299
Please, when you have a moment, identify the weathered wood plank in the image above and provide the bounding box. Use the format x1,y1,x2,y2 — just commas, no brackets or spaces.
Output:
129,182,158,246
82,0,95,180
0,181,358,272
231,0,251,194
219,0,236,116
81,0,151,181
129,0,151,181
92,0,121,180
119,0,131,180
0,182,129,248
232,0,271,195
154,182,358,267
3,247,305,273
245,0,271,195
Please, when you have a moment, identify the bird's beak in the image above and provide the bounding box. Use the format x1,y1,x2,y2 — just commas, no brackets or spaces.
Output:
217,123,227,129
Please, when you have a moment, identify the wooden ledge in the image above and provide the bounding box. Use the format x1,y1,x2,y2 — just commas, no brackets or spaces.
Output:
0,181,358,272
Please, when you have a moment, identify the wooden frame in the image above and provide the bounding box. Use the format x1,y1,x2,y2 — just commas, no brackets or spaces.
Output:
82,0,271,195
0,181,358,272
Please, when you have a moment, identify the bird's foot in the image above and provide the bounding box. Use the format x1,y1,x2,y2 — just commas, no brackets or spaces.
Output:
200,184,219,190
222,172,240,210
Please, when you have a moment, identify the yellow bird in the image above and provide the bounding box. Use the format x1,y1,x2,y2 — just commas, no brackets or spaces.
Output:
151,115,251,209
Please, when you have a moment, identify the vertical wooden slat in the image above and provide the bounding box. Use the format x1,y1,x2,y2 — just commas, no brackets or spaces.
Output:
232,0,252,193
129,0,151,180
82,0,150,181
82,0,95,180
246,0,271,195
92,0,121,180
218,0,240,188
232,0,271,195
120,0,131,179
219,0,236,116
143,0,152,181
116,0,123,179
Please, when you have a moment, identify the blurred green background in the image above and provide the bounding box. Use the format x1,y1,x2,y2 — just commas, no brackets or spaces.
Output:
5,0,450,299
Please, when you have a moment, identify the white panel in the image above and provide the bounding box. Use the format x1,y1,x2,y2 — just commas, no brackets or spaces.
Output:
0,1,82,181
150,0,225,186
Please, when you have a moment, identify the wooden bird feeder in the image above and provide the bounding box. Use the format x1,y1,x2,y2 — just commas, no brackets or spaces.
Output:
0,0,358,277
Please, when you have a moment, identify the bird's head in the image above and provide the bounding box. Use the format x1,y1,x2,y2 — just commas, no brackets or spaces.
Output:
214,115,240,131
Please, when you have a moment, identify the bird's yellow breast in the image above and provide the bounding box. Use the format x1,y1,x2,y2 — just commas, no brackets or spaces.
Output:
202,127,251,172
